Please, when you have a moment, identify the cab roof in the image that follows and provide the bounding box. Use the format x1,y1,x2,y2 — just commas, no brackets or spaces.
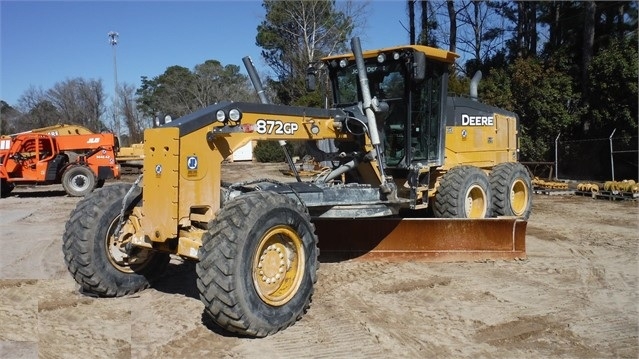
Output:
321,44,459,64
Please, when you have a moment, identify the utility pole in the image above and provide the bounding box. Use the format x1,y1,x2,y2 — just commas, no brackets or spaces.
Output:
108,31,120,135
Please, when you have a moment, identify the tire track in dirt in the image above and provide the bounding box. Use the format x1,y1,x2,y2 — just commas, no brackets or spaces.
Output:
473,315,598,357
570,313,638,356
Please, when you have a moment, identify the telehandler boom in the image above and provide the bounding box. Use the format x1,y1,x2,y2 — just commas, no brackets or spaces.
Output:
62,38,531,337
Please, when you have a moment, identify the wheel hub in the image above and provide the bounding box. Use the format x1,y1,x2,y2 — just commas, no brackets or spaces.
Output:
106,216,151,273
257,243,290,286
252,225,305,306
70,174,89,191
465,185,487,218
510,179,528,216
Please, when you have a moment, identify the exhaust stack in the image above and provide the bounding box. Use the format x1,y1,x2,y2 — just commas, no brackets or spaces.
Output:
470,70,482,101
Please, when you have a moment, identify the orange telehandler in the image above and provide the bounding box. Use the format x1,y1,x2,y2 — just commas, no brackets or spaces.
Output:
2,123,145,174
0,132,120,197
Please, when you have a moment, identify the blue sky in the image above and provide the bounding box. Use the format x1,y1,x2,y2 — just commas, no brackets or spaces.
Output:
1,1,412,107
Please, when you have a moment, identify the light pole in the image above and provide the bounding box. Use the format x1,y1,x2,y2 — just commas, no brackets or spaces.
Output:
108,31,120,134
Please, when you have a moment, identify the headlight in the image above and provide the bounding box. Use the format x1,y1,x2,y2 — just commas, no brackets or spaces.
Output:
377,53,386,63
339,59,348,68
228,108,242,122
392,51,400,60
215,110,226,122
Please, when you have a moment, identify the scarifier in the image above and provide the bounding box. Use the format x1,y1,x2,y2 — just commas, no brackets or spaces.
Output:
62,37,532,337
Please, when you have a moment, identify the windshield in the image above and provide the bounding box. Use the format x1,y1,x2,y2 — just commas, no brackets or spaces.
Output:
332,61,405,105
328,56,446,168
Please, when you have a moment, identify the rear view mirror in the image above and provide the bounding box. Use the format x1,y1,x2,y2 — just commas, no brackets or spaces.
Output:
412,51,426,83
305,65,317,92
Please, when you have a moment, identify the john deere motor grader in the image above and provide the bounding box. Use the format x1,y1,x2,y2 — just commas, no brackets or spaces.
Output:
62,38,531,337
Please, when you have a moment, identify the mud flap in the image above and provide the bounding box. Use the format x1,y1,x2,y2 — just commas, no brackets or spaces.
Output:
313,218,526,261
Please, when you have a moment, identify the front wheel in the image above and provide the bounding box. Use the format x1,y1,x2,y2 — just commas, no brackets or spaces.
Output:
433,165,492,218
62,165,96,197
62,183,169,297
196,191,318,337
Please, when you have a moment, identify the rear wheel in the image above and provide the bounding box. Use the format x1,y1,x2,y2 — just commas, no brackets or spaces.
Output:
196,191,318,337
62,165,96,197
62,183,169,297
490,162,532,219
434,165,492,218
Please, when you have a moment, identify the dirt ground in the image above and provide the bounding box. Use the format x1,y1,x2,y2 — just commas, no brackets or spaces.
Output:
1,162,637,359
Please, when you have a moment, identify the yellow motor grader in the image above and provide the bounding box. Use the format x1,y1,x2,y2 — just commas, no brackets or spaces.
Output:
62,38,531,337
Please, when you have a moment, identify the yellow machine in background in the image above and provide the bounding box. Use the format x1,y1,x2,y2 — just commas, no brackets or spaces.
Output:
62,37,531,337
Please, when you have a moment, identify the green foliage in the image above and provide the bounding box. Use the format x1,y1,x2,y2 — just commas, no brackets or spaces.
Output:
477,68,513,112
481,58,581,161
256,0,355,104
136,61,254,119
586,37,638,139
448,72,470,98
253,140,293,163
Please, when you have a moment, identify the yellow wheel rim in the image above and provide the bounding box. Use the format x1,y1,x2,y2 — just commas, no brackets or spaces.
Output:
252,225,305,306
464,185,487,218
510,179,529,216
105,216,152,273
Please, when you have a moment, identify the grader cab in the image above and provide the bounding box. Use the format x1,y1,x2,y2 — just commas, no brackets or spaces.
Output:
62,38,531,337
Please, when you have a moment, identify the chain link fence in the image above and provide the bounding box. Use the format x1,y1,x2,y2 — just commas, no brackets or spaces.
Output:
524,132,638,182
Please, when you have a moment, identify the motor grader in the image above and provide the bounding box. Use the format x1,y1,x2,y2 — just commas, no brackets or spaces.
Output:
62,38,531,337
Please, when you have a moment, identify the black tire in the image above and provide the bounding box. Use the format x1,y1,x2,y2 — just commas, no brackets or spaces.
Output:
489,162,533,219
62,165,96,197
196,191,318,337
1,179,14,198
62,183,169,297
433,165,492,218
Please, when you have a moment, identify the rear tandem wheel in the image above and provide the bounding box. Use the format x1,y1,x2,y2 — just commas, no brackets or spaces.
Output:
490,162,533,219
196,191,319,337
433,165,492,219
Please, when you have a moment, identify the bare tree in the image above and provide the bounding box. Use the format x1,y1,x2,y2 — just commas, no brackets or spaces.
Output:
408,0,416,44
15,86,60,131
582,1,596,96
117,83,144,143
447,0,457,53
256,0,369,103
45,78,106,132
454,0,503,74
